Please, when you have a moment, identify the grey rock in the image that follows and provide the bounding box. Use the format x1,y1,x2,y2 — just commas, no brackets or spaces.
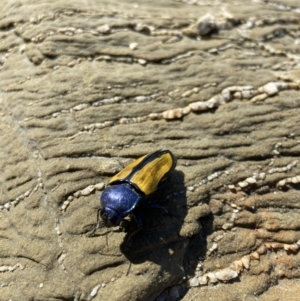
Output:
1,1,300,301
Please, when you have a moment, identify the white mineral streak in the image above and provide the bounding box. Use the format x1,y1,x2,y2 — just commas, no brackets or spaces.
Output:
80,185,95,196
58,27,76,34
95,55,111,61
259,82,289,96
96,121,114,129
287,244,299,251
152,29,181,37
241,89,257,99
31,33,46,42
213,234,224,242
61,183,104,211
58,253,67,265
1,187,34,211
93,97,123,106
97,24,110,34
72,103,89,111
73,191,81,198
206,242,218,256
230,260,244,273
269,160,298,174
290,176,300,183
245,177,256,184
84,121,115,131
241,255,250,269
119,116,148,124
162,108,182,119
277,179,287,187
256,245,267,255
238,181,249,188
165,36,182,44
162,51,194,64
182,89,195,98
250,93,268,102
237,176,257,189
215,268,238,281
61,201,70,211
188,101,207,112
250,251,259,260
115,57,133,63
137,59,147,65
198,274,208,285
4,203,11,210
94,182,105,190
0,263,24,272
55,222,62,236
206,272,218,283
87,284,102,300
191,239,300,288
259,172,266,180
135,96,150,102
230,212,236,222
209,94,227,107
148,112,163,120
222,222,233,230
24,189,32,197
188,85,257,113
187,277,200,287
207,171,222,181
44,79,298,131
135,23,152,33
258,82,279,96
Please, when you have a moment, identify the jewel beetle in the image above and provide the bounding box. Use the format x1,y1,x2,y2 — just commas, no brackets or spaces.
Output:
87,150,176,236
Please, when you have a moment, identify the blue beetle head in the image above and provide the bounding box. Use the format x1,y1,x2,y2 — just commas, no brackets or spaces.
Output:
100,184,143,228
100,207,122,227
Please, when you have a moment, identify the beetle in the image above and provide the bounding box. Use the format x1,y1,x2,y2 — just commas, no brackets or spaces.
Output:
86,150,176,237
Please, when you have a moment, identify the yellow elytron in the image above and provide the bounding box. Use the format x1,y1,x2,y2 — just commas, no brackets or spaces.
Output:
109,150,176,195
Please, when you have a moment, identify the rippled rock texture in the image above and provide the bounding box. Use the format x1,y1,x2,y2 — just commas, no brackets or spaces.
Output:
1,0,300,300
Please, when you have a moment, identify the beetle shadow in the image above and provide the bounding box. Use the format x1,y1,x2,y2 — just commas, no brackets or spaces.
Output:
120,170,186,257
119,169,213,288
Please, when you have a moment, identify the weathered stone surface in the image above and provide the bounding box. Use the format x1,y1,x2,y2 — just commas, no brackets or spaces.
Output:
1,0,300,300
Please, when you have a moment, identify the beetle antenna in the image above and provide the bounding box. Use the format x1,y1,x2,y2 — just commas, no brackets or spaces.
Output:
84,208,103,237
126,262,132,276
95,208,102,229
105,228,109,247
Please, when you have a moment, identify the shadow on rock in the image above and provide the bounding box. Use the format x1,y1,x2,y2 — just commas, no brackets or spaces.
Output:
120,170,187,264
119,169,213,296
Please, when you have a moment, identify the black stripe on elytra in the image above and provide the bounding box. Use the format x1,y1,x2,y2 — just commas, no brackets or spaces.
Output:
125,150,175,180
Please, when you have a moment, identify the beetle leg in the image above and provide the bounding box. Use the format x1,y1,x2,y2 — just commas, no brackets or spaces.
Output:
127,227,142,244
123,213,143,243
119,219,130,232
131,213,143,228
147,203,169,214
82,223,96,234
126,262,132,276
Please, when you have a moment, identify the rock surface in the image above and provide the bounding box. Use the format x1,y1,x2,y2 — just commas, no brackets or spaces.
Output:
1,0,300,300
